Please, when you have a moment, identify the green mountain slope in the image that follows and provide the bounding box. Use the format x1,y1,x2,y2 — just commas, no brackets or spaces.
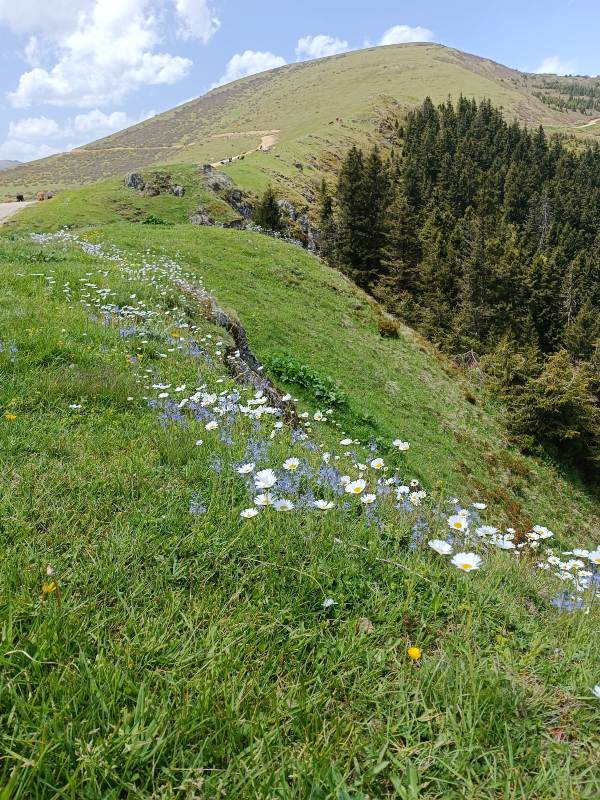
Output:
1,225,599,798
2,43,599,201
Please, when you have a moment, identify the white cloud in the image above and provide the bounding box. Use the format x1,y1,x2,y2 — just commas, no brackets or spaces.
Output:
2,0,219,109
0,139,60,162
295,34,348,61
212,50,286,89
535,56,576,75
173,0,220,42
379,24,434,46
8,116,62,140
1,108,155,161
0,0,93,36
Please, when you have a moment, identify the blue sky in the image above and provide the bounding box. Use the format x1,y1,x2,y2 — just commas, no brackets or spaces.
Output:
0,0,599,163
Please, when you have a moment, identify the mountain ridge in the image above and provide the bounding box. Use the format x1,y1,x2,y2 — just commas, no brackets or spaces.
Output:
2,42,599,198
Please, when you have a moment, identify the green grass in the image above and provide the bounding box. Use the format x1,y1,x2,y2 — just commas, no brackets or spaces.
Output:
3,42,599,201
4,164,241,231
1,225,599,797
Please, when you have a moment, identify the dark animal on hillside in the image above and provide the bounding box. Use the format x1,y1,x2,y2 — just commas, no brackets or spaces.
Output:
16,194,24,202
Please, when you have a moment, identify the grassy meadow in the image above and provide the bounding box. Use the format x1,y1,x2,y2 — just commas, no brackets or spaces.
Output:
1,223,599,798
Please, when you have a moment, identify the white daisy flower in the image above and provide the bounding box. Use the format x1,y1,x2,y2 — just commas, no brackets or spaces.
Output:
393,439,410,451
345,479,367,495
205,421,218,431
370,458,385,470
254,493,274,507
361,493,377,505
254,468,277,489
283,458,300,471
428,539,452,555
448,515,468,533
472,502,487,510
237,463,255,474
451,552,482,572
240,508,259,519
322,598,336,609
314,500,335,511
274,499,294,512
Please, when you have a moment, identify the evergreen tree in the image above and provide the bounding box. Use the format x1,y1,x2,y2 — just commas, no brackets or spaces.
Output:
317,179,336,264
253,185,283,232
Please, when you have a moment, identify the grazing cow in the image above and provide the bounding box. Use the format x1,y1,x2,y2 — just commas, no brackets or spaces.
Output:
36,191,46,201
16,194,24,202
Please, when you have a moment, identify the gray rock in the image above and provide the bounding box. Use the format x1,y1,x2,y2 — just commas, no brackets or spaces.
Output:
277,199,297,220
171,185,185,197
190,206,213,226
124,172,145,191
232,199,253,219
223,219,245,230
144,185,160,197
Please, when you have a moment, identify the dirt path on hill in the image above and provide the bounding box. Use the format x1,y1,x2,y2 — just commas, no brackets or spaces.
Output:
576,117,600,129
211,130,280,167
73,130,281,161
0,201,34,223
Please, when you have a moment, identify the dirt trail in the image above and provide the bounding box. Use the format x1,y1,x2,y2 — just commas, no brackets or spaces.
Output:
211,130,280,167
575,117,600,129
0,201,34,224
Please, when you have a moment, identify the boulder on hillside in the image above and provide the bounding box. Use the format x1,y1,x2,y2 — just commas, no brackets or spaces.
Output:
171,185,185,197
190,206,213,226
144,185,160,197
124,172,145,191
277,199,297,220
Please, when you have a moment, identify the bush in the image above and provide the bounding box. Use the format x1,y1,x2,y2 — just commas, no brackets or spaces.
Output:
376,314,400,338
265,354,347,407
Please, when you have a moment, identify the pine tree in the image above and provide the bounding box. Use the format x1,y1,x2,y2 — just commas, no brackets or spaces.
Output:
335,146,388,289
252,185,282,232
317,179,336,263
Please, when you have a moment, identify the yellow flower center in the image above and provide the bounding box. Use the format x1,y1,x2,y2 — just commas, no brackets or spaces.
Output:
454,522,462,529
461,563,473,570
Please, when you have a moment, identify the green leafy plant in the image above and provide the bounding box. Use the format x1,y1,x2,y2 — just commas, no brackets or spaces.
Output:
266,353,347,407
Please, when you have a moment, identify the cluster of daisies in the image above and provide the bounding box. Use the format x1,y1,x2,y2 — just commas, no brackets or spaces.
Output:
29,231,600,611
24,230,600,701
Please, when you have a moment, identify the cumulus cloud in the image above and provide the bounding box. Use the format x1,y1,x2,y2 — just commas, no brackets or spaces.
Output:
8,116,62,140
1,0,219,108
0,139,60,162
1,108,155,161
174,0,220,42
378,24,434,46
295,34,349,61
212,50,286,89
0,0,93,36
535,56,576,75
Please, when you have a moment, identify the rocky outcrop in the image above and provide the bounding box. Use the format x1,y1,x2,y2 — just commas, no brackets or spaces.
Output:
176,280,300,428
171,185,185,197
124,172,145,191
190,206,213,226
277,199,320,253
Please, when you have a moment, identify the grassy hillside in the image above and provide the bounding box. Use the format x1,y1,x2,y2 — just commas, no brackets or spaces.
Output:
1,225,599,798
2,43,599,202
4,164,243,232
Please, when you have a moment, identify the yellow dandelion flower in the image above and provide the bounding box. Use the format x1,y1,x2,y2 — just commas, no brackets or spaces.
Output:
42,580,57,594
3,412,17,421
407,646,422,662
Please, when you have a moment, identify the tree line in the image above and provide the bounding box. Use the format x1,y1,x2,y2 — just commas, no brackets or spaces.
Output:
319,97,600,483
